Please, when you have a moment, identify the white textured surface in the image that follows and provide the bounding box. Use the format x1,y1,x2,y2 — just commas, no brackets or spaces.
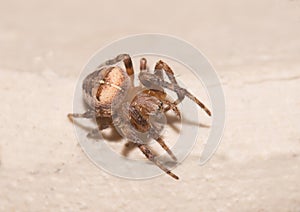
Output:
0,0,300,211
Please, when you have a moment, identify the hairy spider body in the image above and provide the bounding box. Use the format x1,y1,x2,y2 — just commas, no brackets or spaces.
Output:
68,54,211,180
129,91,164,133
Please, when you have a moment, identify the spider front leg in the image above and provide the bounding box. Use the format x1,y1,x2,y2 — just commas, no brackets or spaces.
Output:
139,72,211,116
137,143,179,180
139,57,181,118
164,81,211,116
154,60,185,103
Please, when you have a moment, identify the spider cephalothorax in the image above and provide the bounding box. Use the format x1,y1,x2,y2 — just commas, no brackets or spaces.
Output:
68,54,211,180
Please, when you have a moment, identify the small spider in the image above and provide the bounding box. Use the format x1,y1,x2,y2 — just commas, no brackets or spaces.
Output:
68,54,211,180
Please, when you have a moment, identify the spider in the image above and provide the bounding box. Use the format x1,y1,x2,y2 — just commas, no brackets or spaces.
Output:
68,54,211,180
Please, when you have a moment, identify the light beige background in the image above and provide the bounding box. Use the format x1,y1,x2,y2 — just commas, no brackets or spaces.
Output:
0,0,300,211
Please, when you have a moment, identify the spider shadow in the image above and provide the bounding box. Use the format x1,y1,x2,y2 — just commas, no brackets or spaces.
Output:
120,142,178,167
165,112,211,134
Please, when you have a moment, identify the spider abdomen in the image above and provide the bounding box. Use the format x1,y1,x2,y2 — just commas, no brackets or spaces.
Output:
82,66,130,117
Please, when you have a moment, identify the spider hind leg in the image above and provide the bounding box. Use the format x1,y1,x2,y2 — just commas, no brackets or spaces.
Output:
138,143,179,180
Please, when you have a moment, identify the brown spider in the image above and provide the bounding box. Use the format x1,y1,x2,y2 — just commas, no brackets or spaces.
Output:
68,54,211,180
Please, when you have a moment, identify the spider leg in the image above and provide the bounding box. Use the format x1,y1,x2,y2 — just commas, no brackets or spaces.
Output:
68,110,111,138
98,53,134,76
139,72,211,116
154,60,185,103
154,60,211,116
137,143,179,180
155,137,177,161
147,126,177,161
140,58,148,71
167,83,211,116
182,89,211,116
123,55,134,76
67,110,96,121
